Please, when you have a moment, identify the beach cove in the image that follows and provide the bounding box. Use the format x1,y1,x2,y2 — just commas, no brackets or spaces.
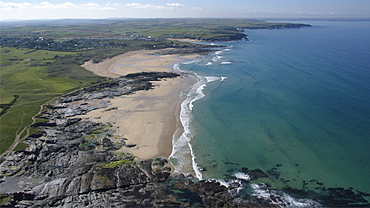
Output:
1,47,258,207
1,21,369,207
81,49,198,160
81,23,370,206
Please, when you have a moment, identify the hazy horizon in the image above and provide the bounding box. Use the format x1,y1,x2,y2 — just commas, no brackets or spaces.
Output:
1,0,370,21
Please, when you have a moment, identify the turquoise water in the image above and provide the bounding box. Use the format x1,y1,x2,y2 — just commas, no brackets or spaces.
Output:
171,21,370,206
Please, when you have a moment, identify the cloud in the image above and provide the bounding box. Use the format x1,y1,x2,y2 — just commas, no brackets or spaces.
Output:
125,3,162,9
308,12,320,15
106,2,121,7
0,1,31,10
167,3,184,8
190,7,205,11
81,2,116,10
125,3,184,10
35,2,79,9
0,1,117,11
295,11,324,16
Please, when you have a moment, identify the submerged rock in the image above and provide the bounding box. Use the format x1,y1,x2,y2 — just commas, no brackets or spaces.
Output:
0,72,247,207
241,168,268,180
3,72,344,207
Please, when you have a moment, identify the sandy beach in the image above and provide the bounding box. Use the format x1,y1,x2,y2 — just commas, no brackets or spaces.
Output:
80,50,197,159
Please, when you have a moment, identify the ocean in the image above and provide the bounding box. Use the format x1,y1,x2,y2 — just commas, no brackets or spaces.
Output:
170,21,370,206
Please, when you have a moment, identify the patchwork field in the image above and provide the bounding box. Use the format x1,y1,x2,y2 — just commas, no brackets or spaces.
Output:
0,47,101,154
0,18,310,154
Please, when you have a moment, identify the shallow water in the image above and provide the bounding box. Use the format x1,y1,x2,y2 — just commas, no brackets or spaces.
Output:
171,21,370,206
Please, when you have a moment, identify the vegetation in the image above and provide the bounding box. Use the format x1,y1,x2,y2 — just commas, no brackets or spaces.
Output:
1,18,310,41
13,142,29,152
0,42,182,154
102,159,135,169
0,47,102,154
0,95,19,116
0,18,310,155
96,153,136,169
0,194,10,205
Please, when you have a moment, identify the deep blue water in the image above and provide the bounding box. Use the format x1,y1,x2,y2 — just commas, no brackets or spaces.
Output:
170,21,370,206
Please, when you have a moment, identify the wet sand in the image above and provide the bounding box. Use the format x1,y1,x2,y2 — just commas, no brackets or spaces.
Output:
81,50,197,159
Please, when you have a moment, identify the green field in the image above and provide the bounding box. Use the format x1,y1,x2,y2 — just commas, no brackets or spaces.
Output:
0,43,196,154
0,47,102,154
0,18,310,155
1,18,309,40
0,42,196,155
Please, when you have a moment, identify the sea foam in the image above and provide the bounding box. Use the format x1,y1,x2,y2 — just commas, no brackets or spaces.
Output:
170,51,321,208
212,172,321,208
169,64,221,180
249,183,321,208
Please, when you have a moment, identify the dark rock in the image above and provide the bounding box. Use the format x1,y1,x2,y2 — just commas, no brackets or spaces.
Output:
242,168,268,180
102,138,114,149
28,131,44,138
91,168,117,191
125,143,137,148
267,168,281,179
224,161,240,165
0,72,327,207
172,179,258,207
195,180,228,195
63,120,96,133
64,118,82,127
31,122,57,128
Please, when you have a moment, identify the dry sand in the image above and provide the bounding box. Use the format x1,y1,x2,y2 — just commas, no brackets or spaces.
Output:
80,50,197,159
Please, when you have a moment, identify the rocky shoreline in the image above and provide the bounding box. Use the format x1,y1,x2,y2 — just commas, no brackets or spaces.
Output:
1,70,370,208
2,70,370,208
0,72,262,207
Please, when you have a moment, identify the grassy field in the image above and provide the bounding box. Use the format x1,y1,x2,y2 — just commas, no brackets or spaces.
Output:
0,41,197,154
0,18,310,155
0,43,198,154
0,47,102,154
1,18,309,40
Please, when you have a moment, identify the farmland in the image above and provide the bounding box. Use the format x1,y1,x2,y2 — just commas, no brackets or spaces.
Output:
0,18,310,154
0,47,102,154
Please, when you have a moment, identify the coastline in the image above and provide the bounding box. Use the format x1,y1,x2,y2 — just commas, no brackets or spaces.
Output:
82,49,198,160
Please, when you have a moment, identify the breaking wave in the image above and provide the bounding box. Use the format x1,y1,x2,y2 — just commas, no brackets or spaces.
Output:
169,62,221,180
170,55,321,208
213,172,321,208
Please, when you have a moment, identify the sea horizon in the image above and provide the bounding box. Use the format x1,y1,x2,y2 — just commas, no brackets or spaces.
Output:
170,20,370,206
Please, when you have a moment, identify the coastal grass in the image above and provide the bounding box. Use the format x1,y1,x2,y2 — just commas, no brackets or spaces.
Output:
1,18,303,40
0,19,310,155
102,159,135,168
0,98,49,153
0,194,10,206
96,152,136,169
13,142,29,152
0,47,102,154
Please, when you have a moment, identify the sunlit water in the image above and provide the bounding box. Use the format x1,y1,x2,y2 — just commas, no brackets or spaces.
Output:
170,21,370,206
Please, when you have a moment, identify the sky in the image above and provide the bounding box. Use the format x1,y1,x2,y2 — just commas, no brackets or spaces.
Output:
1,0,370,21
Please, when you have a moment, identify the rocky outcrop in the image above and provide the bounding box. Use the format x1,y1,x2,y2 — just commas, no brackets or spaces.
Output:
2,71,369,207
0,72,262,207
0,73,174,206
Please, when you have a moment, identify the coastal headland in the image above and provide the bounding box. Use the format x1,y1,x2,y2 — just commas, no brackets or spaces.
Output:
0,48,258,207
2,18,369,207
1,46,367,208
